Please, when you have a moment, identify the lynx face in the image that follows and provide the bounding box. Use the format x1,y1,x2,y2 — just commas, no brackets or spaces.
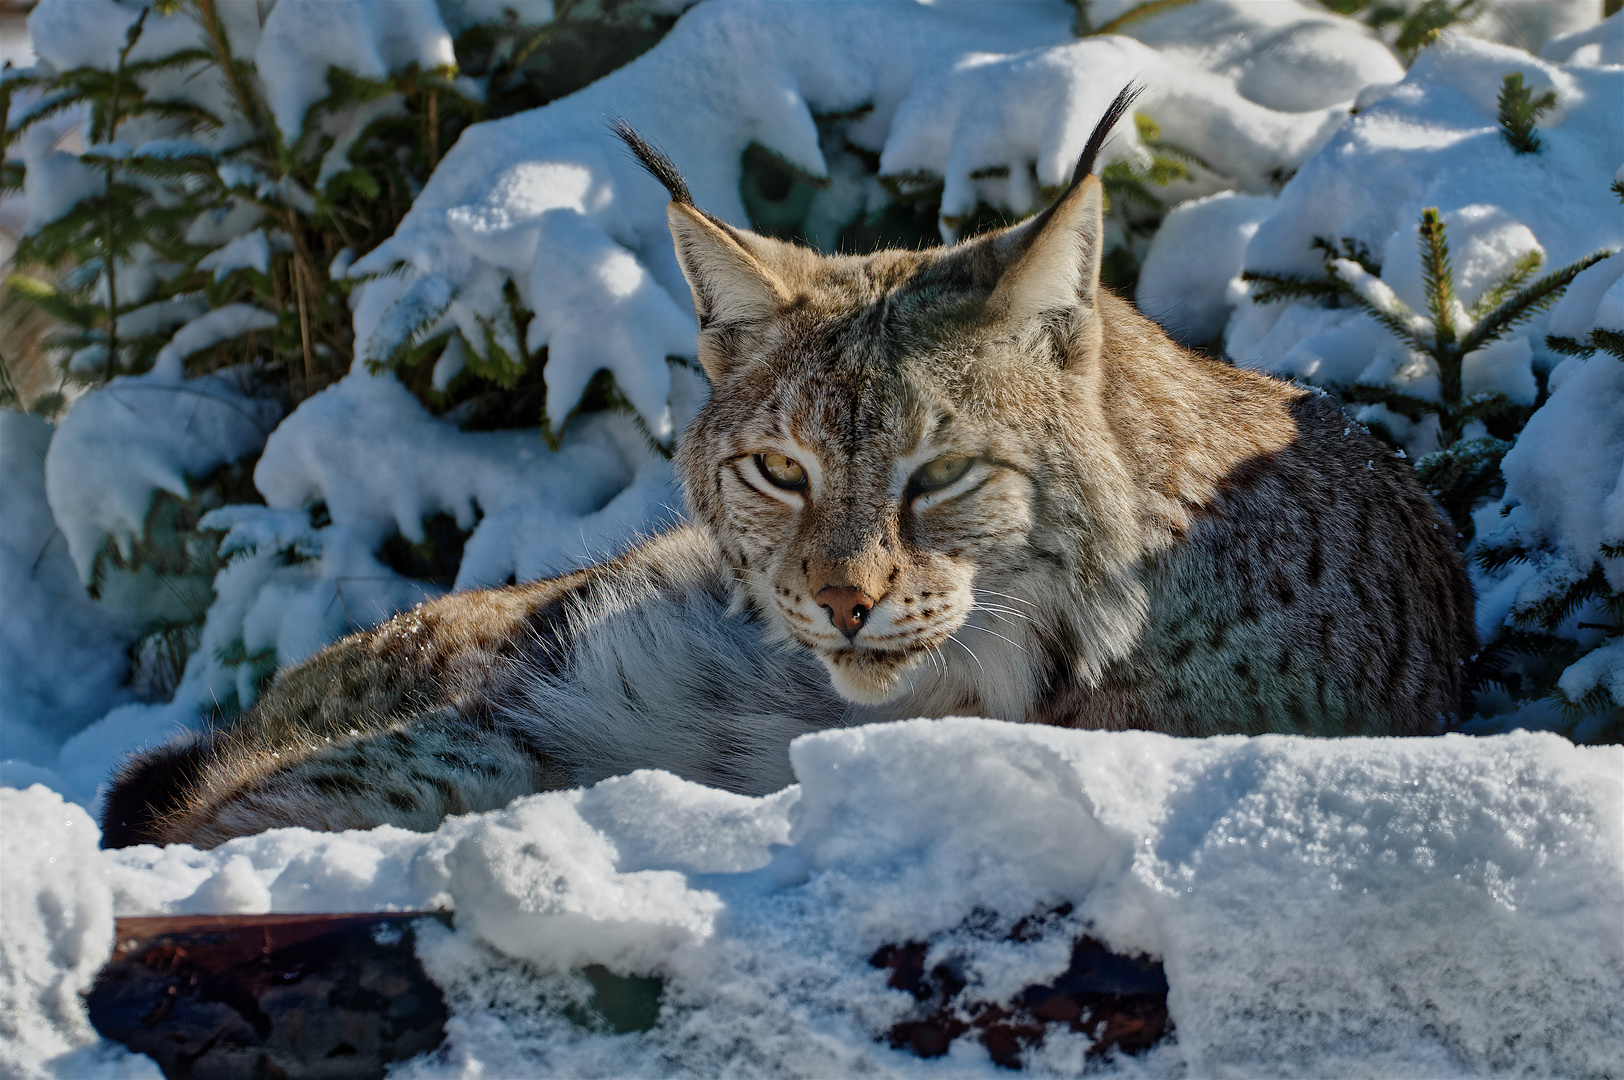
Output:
667,179,1127,716
683,316,1051,705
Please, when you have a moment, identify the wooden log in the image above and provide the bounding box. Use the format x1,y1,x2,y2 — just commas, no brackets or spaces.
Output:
87,912,450,1080
872,929,1173,1068
89,909,1170,1075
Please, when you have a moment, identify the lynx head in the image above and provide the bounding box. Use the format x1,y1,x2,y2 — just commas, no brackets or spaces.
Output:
615,89,1150,717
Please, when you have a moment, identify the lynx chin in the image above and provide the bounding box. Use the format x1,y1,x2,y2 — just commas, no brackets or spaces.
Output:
102,87,1476,851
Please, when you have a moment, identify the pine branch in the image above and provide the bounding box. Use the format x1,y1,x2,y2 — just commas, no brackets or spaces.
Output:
1475,541,1530,574
102,8,150,384
5,274,101,328
1497,72,1557,155
1312,236,1381,276
1239,269,1343,305
1456,392,1518,425
1510,564,1610,632
1417,208,1456,350
1090,0,1199,36
1332,270,1433,355
1470,248,1542,318
1414,435,1511,501
1459,249,1613,355
1341,382,1437,422
1545,333,1593,357
1395,0,1483,61
1591,328,1624,361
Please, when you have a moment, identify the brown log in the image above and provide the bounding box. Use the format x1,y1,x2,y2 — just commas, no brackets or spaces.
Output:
88,912,450,1080
89,908,1171,1076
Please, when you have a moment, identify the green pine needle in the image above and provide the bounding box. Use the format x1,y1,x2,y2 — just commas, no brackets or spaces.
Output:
1545,334,1594,357
1239,269,1344,305
1510,565,1610,632
1591,328,1624,361
1417,207,1457,348
1460,249,1613,355
1470,248,1541,318
1497,72,1557,155
1341,382,1437,422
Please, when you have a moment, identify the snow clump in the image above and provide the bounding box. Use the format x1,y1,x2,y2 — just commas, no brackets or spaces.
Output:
3,722,1621,1077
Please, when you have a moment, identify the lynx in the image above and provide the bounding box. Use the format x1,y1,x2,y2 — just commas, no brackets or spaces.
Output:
102,88,1476,850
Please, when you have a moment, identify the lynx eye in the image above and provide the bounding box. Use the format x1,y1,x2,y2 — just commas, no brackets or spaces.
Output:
756,451,807,490
910,454,974,496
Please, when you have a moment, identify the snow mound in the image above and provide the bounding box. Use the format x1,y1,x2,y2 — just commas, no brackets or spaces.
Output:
0,415,133,781
254,0,458,139
229,368,682,652
41,367,280,586
7,722,1618,1077
1471,253,1624,707
0,786,159,1080
1215,28,1622,418
351,0,1400,429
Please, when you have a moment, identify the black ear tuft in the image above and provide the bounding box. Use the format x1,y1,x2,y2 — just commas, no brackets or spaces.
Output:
610,116,694,206
1071,83,1144,186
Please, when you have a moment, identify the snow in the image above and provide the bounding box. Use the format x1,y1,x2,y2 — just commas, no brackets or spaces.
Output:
350,0,1405,429
1472,248,1624,705
1137,191,1275,345
42,366,280,585
149,303,279,379
254,0,458,139
1158,23,1624,463
196,229,274,282
0,786,159,1080
4,723,1621,1077
0,415,133,772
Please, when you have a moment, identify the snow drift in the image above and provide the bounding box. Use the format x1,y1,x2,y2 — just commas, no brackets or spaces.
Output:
4,722,1621,1078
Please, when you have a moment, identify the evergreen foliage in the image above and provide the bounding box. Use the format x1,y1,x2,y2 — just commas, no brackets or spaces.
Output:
1243,209,1610,535
743,104,1206,297
1495,72,1556,155
1316,0,1485,62
3,0,675,698
1069,0,1198,38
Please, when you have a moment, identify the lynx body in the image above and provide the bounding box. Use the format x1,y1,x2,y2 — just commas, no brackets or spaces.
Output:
102,92,1475,849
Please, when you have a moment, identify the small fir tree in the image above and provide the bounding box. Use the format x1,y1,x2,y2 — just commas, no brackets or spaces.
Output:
1243,208,1610,535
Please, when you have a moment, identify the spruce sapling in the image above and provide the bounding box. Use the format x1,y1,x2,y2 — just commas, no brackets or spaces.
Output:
1244,210,1611,536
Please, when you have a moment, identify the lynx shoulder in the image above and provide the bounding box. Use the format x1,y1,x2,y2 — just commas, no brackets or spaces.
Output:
103,88,1475,849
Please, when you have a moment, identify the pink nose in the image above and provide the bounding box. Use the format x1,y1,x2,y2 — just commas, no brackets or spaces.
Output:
816,586,876,639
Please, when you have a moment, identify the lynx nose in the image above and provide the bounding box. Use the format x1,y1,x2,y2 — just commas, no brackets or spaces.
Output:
816,586,876,640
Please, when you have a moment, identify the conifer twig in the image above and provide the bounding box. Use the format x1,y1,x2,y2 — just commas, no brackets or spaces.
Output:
1496,72,1557,155
1458,249,1613,356
1591,328,1624,361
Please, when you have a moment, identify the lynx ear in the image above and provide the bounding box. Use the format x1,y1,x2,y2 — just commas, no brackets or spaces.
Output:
666,203,790,332
985,175,1106,326
982,84,1140,337
611,119,791,382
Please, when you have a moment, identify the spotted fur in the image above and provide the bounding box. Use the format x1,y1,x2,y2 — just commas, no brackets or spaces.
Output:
102,89,1475,849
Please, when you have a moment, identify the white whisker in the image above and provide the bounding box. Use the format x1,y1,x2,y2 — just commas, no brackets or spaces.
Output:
959,621,1030,655
973,589,1036,609
973,603,1033,624
947,634,984,670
